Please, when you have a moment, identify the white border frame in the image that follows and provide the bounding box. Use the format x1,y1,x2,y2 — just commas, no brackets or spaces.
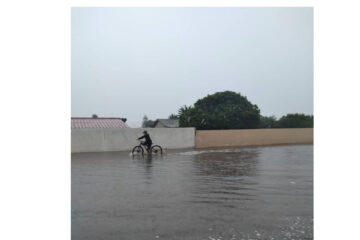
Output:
1,1,359,240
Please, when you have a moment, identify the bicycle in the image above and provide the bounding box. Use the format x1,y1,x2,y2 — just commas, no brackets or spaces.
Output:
132,140,163,156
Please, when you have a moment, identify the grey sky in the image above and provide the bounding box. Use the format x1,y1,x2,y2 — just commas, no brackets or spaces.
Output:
71,7,313,127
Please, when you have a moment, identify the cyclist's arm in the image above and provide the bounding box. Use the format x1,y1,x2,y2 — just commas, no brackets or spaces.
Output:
138,135,145,140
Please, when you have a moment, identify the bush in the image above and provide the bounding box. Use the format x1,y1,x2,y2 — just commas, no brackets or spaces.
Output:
275,113,313,128
258,115,277,128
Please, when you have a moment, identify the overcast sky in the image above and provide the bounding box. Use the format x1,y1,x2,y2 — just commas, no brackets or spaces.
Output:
71,7,313,127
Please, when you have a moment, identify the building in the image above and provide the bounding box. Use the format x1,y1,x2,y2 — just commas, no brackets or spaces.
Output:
142,118,179,128
71,117,129,129
142,120,156,128
153,119,179,128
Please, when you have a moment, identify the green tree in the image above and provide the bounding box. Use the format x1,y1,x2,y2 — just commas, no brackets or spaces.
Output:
179,107,208,129
275,113,313,128
178,105,192,116
168,114,179,119
258,115,277,128
179,91,260,129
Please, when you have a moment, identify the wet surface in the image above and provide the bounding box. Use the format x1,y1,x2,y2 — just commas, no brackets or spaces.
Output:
72,145,313,240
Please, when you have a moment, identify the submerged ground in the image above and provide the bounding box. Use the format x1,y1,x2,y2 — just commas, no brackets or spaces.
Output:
72,145,313,240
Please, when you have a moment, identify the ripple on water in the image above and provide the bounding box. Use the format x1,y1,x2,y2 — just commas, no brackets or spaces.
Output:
72,145,313,240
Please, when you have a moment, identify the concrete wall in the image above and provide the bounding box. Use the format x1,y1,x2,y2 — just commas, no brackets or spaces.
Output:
195,128,313,149
72,128,313,153
71,128,195,153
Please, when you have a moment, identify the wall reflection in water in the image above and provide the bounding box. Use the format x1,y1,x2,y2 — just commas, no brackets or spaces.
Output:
72,145,313,240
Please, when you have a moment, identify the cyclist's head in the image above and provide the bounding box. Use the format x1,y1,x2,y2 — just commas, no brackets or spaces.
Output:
143,130,147,134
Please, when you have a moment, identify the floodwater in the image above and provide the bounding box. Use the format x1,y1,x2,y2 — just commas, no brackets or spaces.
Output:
72,145,313,240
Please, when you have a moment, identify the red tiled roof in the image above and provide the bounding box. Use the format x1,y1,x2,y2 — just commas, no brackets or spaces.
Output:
71,118,129,129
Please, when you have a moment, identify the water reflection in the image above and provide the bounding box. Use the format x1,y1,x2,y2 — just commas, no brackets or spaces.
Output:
192,149,260,177
72,145,313,240
144,154,153,181
132,154,164,183
187,149,260,208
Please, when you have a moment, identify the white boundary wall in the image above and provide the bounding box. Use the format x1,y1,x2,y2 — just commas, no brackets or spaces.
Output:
71,128,195,153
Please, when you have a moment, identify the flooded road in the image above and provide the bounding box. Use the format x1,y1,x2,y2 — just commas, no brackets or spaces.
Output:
72,145,313,240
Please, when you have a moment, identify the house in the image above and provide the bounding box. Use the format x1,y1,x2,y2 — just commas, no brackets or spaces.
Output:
142,120,156,128
71,117,129,129
153,119,179,128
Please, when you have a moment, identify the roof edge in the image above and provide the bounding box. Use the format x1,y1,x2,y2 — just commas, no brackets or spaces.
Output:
71,117,124,119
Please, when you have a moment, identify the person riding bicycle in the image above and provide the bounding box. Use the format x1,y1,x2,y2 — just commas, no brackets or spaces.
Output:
138,130,152,152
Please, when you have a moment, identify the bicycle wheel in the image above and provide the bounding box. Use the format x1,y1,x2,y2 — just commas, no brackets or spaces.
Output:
132,145,144,156
151,145,163,155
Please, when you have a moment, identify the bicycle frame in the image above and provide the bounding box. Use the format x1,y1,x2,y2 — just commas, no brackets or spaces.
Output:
132,140,163,156
139,140,151,151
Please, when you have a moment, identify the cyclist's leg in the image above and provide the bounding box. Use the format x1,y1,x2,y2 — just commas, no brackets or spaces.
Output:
145,141,151,152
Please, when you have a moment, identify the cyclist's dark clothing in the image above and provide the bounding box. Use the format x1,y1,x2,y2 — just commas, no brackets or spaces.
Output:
138,133,152,150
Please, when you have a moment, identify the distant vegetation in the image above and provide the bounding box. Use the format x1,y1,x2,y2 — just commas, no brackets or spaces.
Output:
173,91,260,130
169,91,313,130
258,115,277,128
168,114,179,119
258,114,313,128
274,113,313,128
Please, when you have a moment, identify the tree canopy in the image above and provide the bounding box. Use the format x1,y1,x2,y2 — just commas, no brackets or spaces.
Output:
274,113,313,128
258,115,277,128
168,114,179,119
179,91,260,129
